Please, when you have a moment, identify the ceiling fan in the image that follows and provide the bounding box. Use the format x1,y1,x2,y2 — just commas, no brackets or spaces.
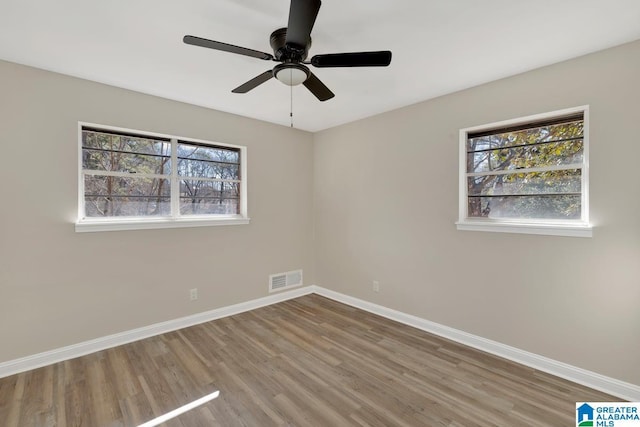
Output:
183,0,392,101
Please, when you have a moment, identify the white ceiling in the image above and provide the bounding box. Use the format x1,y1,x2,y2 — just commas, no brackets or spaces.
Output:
1,1,640,132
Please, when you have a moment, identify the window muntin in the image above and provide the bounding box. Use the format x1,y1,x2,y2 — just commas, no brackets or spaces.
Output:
78,125,247,230
458,107,590,236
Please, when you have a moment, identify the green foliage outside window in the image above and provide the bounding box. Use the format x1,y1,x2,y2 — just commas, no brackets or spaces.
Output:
466,117,584,220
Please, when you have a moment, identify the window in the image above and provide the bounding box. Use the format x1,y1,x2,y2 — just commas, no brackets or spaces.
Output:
457,106,591,237
76,123,248,232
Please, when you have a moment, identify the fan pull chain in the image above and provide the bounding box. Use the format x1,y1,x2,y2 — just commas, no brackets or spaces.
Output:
290,68,294,128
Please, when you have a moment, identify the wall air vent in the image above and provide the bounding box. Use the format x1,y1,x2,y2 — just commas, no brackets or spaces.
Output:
269,269,303,293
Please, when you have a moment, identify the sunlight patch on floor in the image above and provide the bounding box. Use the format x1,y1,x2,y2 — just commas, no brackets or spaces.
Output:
137,390,220,427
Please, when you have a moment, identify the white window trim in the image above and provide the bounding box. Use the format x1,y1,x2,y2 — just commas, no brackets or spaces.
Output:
76,122,250,233
456,106,592,238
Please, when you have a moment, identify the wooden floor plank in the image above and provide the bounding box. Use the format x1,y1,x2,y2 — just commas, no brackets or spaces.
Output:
0,294,619,426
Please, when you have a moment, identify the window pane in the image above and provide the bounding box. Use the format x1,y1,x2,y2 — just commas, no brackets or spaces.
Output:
177,158,239,179
468,169,581,196
83,149,171,174
84,175,170,217
178,142,240,171
467,139,583,173
467,119,583,153
177,143,240,179
82,131,171,174
178,143,239,163
468,195,581,219
180,180,239,215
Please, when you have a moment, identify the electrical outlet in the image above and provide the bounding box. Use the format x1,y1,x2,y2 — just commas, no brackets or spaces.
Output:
372,280,380,292
190,288,198,301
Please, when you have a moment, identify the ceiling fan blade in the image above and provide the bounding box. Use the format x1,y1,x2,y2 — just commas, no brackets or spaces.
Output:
311,51,392,67
303,72,334,101
184,35,274,61
285,0,321,48
232,70,274,93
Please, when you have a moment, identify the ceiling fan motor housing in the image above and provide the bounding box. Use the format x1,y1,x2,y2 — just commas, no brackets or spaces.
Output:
270,28,310,62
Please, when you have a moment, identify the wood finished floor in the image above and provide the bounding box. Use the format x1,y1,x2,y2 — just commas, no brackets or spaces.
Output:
0,294,616,426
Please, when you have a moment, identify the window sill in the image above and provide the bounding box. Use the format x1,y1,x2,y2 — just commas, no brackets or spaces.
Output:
75,216,250,233
456,220,592,238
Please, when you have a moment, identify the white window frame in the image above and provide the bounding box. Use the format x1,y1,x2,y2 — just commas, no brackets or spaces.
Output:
76,122,249,232
456,106,592,238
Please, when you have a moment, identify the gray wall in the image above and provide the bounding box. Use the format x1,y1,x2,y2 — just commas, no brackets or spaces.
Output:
0,60,315,362
313,40,640,385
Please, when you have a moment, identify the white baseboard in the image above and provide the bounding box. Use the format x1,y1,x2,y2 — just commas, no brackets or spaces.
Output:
0,286,315,379
312,286,640,401
2,284,638,402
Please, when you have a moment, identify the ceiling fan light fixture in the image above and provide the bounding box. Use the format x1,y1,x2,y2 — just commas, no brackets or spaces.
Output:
274,63,309,86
